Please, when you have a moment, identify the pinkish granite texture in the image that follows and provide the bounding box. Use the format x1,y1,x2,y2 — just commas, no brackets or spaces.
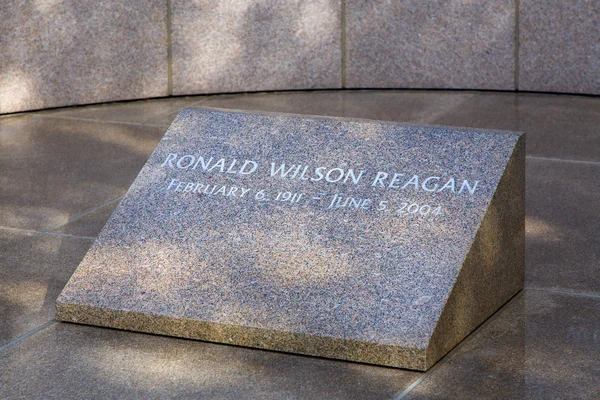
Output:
57,108,525,370
170,0,342,95
0,0,168,113
519,0,600,94
345,0,516,90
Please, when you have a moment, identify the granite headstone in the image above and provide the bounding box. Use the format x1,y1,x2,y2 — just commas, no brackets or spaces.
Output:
57,108,525,371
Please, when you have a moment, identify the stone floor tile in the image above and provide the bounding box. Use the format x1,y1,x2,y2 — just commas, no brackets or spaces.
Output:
405,290,600,399
38,97,204,126
0,116,165,231
525,159,600,295
190,90,475,124
2,90,598,398
0,231,91,346
0,323,420,400
432,92,600,161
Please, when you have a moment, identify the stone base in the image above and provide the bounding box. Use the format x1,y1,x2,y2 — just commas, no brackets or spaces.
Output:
56,109,525,371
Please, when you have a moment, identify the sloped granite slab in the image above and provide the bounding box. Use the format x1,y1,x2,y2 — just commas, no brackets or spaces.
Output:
57,108,525,371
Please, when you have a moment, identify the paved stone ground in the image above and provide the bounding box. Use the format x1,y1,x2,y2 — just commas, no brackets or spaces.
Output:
1,90,599,399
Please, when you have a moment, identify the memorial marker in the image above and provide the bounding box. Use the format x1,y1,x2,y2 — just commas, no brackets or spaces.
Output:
57,108,525,371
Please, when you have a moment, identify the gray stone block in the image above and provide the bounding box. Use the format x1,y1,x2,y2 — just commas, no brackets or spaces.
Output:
171,0,342,95
0,0,168,114
57,108,525,370
519,0,600,94
345,0,516,90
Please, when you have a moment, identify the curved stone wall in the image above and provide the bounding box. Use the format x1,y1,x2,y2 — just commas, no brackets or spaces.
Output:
1,0,598,114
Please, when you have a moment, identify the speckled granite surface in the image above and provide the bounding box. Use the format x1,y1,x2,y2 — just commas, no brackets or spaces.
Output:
171,0,341,95
345,0,515,90
57,108,524,370
519,0,600,94
0,0,167,113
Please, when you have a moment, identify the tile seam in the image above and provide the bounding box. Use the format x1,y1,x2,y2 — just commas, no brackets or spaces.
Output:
31,114,169,128
524,286,600,300
423,92,479,124
0,226,95,240
526,155,600,166
0,321,56,353
41,232,96,240
43,196,124,234
393,290,524,399
0,226,40,235
340,0,347,88
514,0,520,90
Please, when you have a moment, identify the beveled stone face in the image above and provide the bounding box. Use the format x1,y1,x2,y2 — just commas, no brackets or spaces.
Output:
57,108,525,370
